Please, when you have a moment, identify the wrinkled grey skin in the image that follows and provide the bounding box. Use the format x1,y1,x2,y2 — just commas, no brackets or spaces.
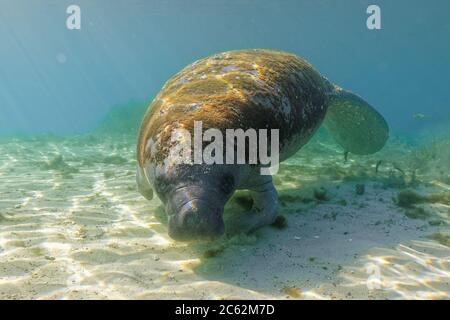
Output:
137,162,277,241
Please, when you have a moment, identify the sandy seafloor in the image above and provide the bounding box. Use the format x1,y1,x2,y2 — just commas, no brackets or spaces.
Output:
0,131,449,300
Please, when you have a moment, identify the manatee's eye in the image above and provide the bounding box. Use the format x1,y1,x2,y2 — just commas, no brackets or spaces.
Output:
154,176,172,199
220,174,235,195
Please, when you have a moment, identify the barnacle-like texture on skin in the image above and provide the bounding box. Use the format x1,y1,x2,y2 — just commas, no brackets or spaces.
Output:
137,49,334,167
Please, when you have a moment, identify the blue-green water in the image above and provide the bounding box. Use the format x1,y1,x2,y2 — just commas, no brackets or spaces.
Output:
1,0,450,135
0,0,449,300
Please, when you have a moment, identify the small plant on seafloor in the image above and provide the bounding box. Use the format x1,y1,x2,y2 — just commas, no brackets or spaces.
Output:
383,169,407,188
41,154,79,174
409,139,438,170
313,187,328,201
271,215,287,229
381,161,420,189
394,189,450,220
408,138,450,181
395,189,450,207
429,233,450,247
404,206,431,219
394,190,426,208
355,183,365,195
375,160,383,174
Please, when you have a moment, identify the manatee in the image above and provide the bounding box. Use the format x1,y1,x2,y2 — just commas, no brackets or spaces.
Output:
136,49,389,240
323,87,388,155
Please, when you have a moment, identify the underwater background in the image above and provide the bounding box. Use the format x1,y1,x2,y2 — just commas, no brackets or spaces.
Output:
0,0,449,299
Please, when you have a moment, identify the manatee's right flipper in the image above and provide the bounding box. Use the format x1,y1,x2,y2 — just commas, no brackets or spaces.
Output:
324,87,389,155
231,175,278,234
136,165,153,200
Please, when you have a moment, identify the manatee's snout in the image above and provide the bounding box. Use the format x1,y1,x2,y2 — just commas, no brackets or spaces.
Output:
168,199,224,241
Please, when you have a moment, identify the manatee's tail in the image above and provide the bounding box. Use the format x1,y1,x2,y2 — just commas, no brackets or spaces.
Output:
323,87,389,155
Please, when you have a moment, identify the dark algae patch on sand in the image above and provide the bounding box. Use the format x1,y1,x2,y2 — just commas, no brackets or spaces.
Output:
395,189,450,208
404,207,431,219
429,233,450,247
394,189,450,221
355,184,365,195
41,154,79,174
271,215,287,229
394,190,426,208
313,187,328,201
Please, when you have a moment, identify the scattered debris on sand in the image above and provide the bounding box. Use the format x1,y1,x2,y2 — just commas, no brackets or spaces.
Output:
355,184,365,195
41,154,79,174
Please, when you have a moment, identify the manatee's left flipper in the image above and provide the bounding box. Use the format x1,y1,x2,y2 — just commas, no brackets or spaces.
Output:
136,165,153,200
231,176,278,234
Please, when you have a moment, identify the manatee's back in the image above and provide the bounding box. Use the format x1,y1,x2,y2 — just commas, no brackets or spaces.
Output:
137,49,334,166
